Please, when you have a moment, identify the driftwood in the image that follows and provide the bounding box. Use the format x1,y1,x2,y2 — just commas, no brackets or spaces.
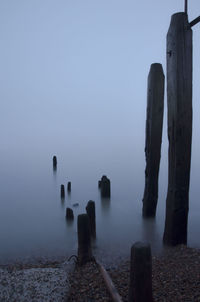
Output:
96,261,123,302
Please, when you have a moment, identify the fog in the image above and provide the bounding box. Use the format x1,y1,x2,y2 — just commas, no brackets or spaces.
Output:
0,0,199,263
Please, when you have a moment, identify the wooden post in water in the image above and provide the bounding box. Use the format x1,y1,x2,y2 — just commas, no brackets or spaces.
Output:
66,208,74,220
86,200,96,238
142,63,164,217
77,214,93,265
60,184,65,198
163,13,192,245
100,175,111,198
53,155,57,168
128,242,153,302
67,181,71,192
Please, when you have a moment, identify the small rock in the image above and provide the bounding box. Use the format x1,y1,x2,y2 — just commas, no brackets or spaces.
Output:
73,203,79,207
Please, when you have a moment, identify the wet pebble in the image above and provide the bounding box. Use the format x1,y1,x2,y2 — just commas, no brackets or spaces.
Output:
68,245,200,302
0,260,75,302
109,245,200,302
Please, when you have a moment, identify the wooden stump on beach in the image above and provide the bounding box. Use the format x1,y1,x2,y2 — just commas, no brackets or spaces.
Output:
77,214,93,265
86,200,96,238
128,242,153,302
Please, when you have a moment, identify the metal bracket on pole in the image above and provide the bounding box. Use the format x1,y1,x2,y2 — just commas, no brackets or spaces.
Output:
190,16,200,27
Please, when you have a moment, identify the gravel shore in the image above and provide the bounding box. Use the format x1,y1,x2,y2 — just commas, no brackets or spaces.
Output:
68,245,200,302
0,245,200,301
0,259,75,302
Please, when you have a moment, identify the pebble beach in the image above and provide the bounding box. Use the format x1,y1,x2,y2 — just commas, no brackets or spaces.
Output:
0,258,75,302
68,245,200,302
0,245,200,301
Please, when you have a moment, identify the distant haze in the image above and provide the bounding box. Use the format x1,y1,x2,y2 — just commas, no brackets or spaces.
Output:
0,1,200,262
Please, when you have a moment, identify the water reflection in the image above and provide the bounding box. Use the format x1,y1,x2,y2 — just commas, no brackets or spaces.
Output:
141,217,162,253
52,166,57,182
101,197,111,213
1,144,200,264
66,217,74,228
60,197,65,208
142,217,156,240
67,191,71,201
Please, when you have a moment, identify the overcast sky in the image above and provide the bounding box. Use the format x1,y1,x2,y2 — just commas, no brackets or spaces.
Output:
0,0,199,158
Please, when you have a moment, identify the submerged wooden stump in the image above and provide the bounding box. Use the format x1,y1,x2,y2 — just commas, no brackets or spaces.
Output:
86,200,96,238
60,184,65,198
163,13,192,246
67,181,71,192
100,175,111,198
53,156,57,169
142,63,164,217
128,242,153,302
77,214,93,265
66,208,74,220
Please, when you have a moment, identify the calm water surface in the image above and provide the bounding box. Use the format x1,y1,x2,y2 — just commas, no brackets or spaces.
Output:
0,127,200,264
1,0,200,266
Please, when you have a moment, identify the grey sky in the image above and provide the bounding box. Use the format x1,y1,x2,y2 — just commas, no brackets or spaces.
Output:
0,0,199,157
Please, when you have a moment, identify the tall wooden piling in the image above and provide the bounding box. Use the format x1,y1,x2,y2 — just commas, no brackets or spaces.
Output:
77,214,93,265
128,242,153,302
163,13,192,245
142,63,164,217
86,200,96,238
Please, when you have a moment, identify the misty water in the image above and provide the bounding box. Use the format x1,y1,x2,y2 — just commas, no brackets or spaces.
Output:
1,112,200,265
1,0,200,265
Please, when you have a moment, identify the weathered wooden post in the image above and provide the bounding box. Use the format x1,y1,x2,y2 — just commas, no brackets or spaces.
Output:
142,63,164,217
66,208,74,220
163,12,193,245
100,175,111,198
53,155,57,168
67,181,71,192
60,184,65,198
128,242,153,302
86,200,96,238
77,214,93,265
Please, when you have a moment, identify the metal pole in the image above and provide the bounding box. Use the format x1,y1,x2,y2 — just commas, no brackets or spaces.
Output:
190,16,200,27
185,0,188,14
